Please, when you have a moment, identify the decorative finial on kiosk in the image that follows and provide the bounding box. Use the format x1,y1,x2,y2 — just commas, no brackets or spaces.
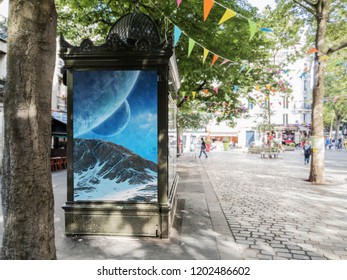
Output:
132,0,140,11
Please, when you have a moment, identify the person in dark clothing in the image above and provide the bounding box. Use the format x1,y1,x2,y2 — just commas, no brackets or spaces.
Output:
199,138,208,158
303,140,312,165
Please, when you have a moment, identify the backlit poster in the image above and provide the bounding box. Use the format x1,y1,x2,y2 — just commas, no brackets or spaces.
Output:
72,70,158,202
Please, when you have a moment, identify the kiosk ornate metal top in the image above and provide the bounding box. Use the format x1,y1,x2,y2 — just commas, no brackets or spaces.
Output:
60,10,172,57
107,11,161,45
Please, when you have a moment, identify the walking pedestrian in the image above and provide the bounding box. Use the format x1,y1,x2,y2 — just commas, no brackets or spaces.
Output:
198,138,208,158
303,140,312,165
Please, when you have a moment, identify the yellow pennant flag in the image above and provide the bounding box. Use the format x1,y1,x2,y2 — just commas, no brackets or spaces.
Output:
218,9,237,25
192,91,196,99
204,0,215,21
203,48,209,64
211,54,219,67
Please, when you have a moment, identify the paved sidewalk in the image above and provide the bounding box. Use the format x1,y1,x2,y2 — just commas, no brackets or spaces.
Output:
1,148,346,260
48,153,243,260
201,148,347,260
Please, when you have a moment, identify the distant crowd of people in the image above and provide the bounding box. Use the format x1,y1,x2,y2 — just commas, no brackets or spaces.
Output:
325,137,344,150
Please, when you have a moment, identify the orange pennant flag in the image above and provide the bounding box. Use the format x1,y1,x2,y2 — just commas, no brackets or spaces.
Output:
307,47,318,54
204,0,215,21
266,84,271,90
211,54,219,67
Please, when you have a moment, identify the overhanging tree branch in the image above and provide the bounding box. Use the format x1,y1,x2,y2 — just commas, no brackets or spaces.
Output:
293,0,316,15
326,40,347,55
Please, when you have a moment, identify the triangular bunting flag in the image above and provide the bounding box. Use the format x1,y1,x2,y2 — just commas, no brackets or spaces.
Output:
220,59,230,66
218,9,237,25
204,0,215,21
234,85,239,91
192,91,196,99
174,26,182,46
203,48,209,64
177,0,182,8
248,19,257,40
260,27,273,32
188,38,196,57
246,67,253,75
266,84,271,90
307,47,318,54
239,64,246,73
213,87,219,93
211,54,219,67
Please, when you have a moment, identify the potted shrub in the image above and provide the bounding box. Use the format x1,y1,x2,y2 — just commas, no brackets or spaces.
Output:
223,137,230,151
285,142,296,151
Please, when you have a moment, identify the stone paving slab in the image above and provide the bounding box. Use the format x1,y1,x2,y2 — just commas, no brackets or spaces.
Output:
201,148,347,260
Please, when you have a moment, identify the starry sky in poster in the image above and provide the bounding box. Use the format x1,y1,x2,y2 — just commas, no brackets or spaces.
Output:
73,70,158,163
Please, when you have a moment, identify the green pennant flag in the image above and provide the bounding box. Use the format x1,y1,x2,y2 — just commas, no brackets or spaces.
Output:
248,19,257,40
188,38,196,57
246,66,253,75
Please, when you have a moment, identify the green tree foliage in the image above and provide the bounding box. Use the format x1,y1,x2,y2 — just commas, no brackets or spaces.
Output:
56,0,277,127
177,100,210,132
324,53,347,137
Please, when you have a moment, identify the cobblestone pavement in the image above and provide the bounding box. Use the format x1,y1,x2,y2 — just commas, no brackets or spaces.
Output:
201,148,347,260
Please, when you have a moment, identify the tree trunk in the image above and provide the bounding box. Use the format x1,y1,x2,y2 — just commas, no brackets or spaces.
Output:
1,1,57,259
309,0,330,184
334,115,341,140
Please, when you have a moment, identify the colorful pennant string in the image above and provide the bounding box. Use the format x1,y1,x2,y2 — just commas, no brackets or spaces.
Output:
149,0,276,68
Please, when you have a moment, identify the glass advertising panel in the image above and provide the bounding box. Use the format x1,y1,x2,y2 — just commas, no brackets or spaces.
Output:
73,70,158,202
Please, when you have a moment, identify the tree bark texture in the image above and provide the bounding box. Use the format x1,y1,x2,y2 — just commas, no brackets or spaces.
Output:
1,0,57,259
309,0,330,184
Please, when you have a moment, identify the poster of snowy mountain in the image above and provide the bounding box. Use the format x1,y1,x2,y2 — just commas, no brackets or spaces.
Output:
72,70,158,202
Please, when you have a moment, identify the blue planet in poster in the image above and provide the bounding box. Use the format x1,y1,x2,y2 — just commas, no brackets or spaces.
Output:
73,70,140,137
92,100,131,136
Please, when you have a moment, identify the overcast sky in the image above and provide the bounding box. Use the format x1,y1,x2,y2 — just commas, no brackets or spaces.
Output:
247,0,276,11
